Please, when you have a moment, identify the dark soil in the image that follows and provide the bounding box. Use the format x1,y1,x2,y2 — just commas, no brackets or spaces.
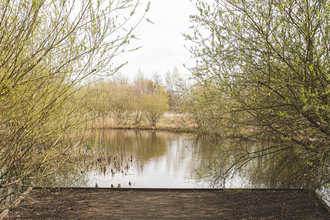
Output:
3,188,330,219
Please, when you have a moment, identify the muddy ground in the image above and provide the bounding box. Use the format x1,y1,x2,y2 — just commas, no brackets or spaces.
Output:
3,188,330,219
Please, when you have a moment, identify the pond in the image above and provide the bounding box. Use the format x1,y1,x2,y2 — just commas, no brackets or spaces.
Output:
15,128,327,206
84,129,218,188
81,129,330,196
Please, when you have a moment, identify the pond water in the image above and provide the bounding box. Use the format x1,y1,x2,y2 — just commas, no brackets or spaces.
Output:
3,129,330,209
27,128,329,204
81,129,330,194
84,129,218,188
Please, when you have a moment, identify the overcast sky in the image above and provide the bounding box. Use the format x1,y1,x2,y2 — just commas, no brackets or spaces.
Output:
113,0,201,81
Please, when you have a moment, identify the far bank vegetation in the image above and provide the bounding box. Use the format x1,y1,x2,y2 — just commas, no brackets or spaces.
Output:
83,68,192,128
83,67,235,133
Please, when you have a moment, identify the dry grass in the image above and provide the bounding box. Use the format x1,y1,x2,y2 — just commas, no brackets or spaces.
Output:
89,113,198,131
89,117,117,129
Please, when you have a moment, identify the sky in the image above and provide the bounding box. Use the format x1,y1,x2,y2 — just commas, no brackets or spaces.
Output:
112,0,201,81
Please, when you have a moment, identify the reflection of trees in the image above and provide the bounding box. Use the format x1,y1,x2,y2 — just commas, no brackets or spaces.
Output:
89,129,168,161
86,130,330,190
86,129,220,183
204,139,330,190
133,131,168,161
182,135,220,180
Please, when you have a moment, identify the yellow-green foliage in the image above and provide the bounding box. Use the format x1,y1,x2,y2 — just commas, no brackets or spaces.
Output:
183,83,234,131
140,86,169,126
184,0,330,185
0,0,146,206
108,83,134,125
84,71,171,127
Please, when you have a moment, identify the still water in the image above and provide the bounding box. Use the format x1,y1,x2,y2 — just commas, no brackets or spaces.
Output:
81,128,330,205
85,129,218,188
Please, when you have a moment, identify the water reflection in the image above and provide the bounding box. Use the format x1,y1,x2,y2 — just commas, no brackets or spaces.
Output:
4,129,330,208
93,129,168,161
203,139,330,193
85,129,218,188
80,129,330,201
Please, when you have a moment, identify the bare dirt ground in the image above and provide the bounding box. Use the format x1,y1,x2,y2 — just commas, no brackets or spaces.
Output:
3,188,330,219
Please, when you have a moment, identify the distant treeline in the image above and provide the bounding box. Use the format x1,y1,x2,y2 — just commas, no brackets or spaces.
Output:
81,68,187,126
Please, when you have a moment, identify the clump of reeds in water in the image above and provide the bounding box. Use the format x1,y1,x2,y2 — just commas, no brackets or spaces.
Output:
76,145,135,178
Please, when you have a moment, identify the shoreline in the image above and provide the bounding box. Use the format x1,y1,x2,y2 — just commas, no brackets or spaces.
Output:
88,113,223,136
90,125,200,134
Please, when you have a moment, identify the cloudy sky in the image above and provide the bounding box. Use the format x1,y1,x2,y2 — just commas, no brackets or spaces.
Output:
113,0,201,80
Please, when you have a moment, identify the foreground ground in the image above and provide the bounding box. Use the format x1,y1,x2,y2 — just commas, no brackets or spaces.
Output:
3,188,330,219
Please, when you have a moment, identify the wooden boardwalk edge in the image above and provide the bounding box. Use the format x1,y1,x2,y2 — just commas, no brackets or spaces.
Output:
1,187,330,219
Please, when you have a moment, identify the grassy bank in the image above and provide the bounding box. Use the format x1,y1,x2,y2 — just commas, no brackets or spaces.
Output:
88,113,242,137
89,113,202,133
